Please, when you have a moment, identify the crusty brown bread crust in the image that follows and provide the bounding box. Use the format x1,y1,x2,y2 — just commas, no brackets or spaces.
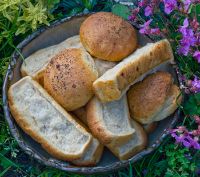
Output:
143,122,158,134
80,12,137,61
8,76,92,161
127,71,173,124
93,39,174,102
44,48,98,111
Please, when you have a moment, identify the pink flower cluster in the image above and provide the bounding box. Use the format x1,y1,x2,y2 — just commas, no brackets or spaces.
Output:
129,0,200,63
170,116,200,149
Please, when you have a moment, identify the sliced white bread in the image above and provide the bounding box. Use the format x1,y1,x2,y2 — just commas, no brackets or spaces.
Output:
93,39,174,102
70,111,104,166
72,137,103,166
8,76,92,161
109,119,147,160
86,95,135,146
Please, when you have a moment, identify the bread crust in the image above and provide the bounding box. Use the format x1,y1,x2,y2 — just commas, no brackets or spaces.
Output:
44,48,98,111
80,12,137,61
8,76,92,161
86,97,134,146
93,39,174,102
143,122,158,134
127,71,173,124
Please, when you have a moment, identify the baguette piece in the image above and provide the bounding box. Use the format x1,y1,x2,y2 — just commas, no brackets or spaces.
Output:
93,39,174,102
72,136,103,166
109,119,147,160
69,113,104,166
8,76,92,161
86,95,135,146
21,35,82,84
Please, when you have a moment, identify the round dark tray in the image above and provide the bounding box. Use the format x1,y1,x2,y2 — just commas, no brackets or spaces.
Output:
2,13,183,174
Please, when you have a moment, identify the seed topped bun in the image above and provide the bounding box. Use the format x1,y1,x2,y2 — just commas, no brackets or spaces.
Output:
44,48,98,111
80,12,137,61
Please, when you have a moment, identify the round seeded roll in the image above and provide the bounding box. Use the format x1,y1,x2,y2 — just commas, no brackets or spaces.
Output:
80,12,137,61
127,71,173,124
44,48,98,111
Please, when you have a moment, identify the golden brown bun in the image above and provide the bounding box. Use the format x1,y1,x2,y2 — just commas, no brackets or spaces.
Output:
80,12,137,61
143,122,158,134
127,71,173,124
44,48,98,111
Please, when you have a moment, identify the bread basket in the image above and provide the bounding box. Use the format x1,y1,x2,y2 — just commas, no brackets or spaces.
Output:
2,13,183,174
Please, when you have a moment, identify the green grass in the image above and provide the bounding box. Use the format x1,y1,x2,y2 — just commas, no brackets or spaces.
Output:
0,0,199,176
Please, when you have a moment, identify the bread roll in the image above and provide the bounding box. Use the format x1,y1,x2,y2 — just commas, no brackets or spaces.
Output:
127,72,182,124
44,48,98,111
8,76,92,161
80,12,137,61
21,35,82,84
93,39,174,102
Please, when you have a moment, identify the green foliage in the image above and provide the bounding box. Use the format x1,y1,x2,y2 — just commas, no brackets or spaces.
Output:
184,93,200,115
112,4,130,19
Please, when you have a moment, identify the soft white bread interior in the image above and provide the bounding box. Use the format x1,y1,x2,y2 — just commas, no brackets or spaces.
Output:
72,136,103,166
71,108,104,166
21,35,82,83
86,95,135,146
8,76,92,161
108,119,147,160
93,39,174,102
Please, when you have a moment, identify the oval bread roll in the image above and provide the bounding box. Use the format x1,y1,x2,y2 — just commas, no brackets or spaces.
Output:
44,48,98,111
80,12,137,61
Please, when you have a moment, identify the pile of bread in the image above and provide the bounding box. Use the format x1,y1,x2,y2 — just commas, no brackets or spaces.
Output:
8,12,182,166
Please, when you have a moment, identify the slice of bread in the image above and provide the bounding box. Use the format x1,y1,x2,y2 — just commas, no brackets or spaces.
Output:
86,95,135,146
109,119,147,160
8,76,92,161
93,39,174,102
69,113,104,166
72,137,103,166
21,35,82,84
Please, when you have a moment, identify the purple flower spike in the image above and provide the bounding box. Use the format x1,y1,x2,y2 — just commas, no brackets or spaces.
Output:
193,51,200,63
163,0,177,14
145,6,153,16
139,19,152,34
191,76,200,93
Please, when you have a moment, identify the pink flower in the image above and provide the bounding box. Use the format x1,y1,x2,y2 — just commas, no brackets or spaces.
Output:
138,0,148,7
191,18,199,31
144,6,153,16
128,8,140,21
139,19,161,35
193,51,200,63
183,0,191,12
163,0,177,14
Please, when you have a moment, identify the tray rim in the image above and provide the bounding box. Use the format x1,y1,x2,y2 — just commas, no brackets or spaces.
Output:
2,12,184,174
